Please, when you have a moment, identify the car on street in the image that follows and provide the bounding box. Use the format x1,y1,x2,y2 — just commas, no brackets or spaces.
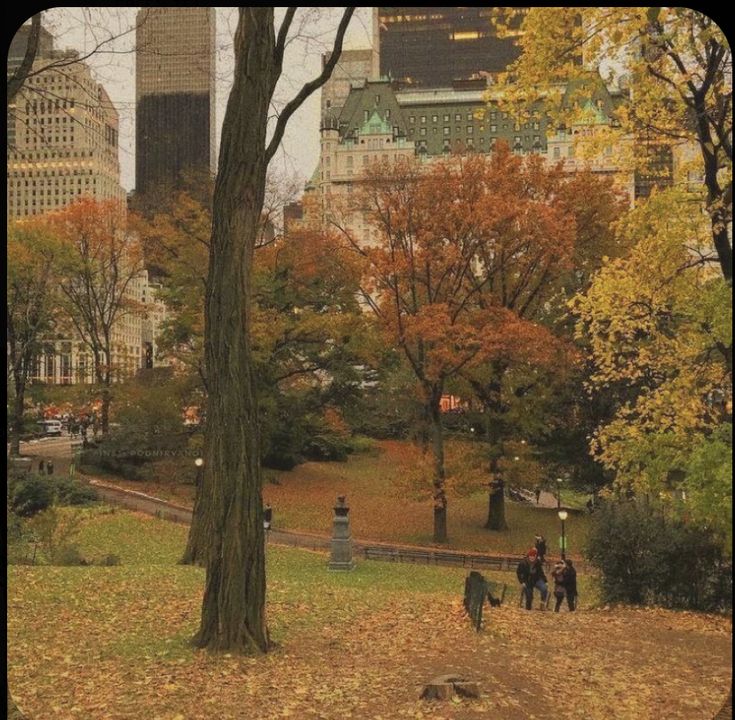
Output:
37,419,63,437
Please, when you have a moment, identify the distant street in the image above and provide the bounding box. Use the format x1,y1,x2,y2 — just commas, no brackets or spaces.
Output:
14,435,74,475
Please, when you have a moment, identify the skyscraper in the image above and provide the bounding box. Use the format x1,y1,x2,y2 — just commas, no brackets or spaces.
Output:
135,7,216,197
378,7,527,87
6,24,126,218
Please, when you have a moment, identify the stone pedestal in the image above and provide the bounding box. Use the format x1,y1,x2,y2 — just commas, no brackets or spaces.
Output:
328,495,355,571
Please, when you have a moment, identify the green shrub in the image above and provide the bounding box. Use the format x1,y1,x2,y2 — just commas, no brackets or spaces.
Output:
11,475,55,517
303,433,352,462
52,545,88,566
53,477,99,507
26,507,85,565
348,435,377,454
584,498,731,611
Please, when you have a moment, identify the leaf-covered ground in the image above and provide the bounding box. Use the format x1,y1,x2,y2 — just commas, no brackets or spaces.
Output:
7,509,731,719
106,439,591,557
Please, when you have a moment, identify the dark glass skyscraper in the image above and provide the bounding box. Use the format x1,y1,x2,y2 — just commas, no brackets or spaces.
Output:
378,7,526,87
135,7,216,197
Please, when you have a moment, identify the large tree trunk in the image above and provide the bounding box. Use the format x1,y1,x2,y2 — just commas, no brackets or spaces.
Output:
429,385,448,543
482,366,508,531
192,9,274,654
100,385,111,436
485,458,508,531
693,85,732,283
181,469,207,566
10,374,24,457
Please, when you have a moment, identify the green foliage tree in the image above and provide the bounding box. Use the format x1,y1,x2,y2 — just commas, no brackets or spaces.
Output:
573,188,732,547
7,221,60,455
499,7,731,282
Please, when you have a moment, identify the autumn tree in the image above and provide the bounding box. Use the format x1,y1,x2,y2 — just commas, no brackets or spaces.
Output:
573,188,732,547
46,198,145,434
193,7,354,653
6,221,61,456
451,146,587,530
499,7,732,282
340,155,533,542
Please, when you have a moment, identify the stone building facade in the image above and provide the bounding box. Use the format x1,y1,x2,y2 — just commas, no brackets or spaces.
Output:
7,37,126,219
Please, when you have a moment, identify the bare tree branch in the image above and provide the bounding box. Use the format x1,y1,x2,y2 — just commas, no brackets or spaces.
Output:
7,13,41,106
265,7,355,164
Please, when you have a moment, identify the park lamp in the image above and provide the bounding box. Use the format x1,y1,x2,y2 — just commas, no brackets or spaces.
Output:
194,457,204,467
558,510,568,521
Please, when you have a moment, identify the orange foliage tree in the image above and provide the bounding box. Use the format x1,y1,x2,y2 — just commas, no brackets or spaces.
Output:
460,148,627,530
45,198,145,433
345,146,625,541
344,153,529,542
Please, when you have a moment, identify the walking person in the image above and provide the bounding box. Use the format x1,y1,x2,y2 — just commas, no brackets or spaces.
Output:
534,534,547,563
564,559,578,611
534,485,541,505
517,548,548,610
552,560,567,612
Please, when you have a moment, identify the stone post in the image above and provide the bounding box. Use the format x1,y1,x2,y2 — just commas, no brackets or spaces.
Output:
328,495,355,571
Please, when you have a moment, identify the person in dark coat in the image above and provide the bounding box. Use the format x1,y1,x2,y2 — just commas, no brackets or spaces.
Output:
534,485,541,504
534,534,547,562
551,560,567,612
517,548,548,610
564,559,578,611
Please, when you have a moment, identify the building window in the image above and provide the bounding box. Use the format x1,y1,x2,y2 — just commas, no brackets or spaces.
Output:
455,113,461,122
467,126,473,134
553,146,560,159
443,114,450,122
443,127,450,136
409,116,415,124
490,124,496,133
419,127,426,136
432,114,438,123
420,115,426,123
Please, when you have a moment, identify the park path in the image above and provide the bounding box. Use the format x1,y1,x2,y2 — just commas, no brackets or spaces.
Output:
15,436,588,572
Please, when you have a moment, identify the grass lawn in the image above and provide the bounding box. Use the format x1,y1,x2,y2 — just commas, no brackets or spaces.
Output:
104,440,590,558
7,509,732,720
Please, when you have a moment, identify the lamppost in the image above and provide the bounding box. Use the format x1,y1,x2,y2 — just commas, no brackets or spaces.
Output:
194,457,204,485
556,476,563,512
558,509,568,560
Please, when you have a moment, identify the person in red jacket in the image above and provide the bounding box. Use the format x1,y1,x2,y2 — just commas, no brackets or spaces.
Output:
516,547,548,610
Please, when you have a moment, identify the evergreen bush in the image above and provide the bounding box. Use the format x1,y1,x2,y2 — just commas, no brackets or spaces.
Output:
584,498,731,611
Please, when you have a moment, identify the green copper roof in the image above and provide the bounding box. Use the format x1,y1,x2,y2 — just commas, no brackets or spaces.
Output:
358,110,393,136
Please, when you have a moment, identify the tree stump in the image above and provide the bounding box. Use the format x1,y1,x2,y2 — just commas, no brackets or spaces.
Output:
420,674,481,700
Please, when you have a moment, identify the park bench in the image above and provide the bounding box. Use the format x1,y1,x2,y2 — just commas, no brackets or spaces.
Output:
363,546,398,561
431,551,466,566
469,555,506,570
398,549,432,563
